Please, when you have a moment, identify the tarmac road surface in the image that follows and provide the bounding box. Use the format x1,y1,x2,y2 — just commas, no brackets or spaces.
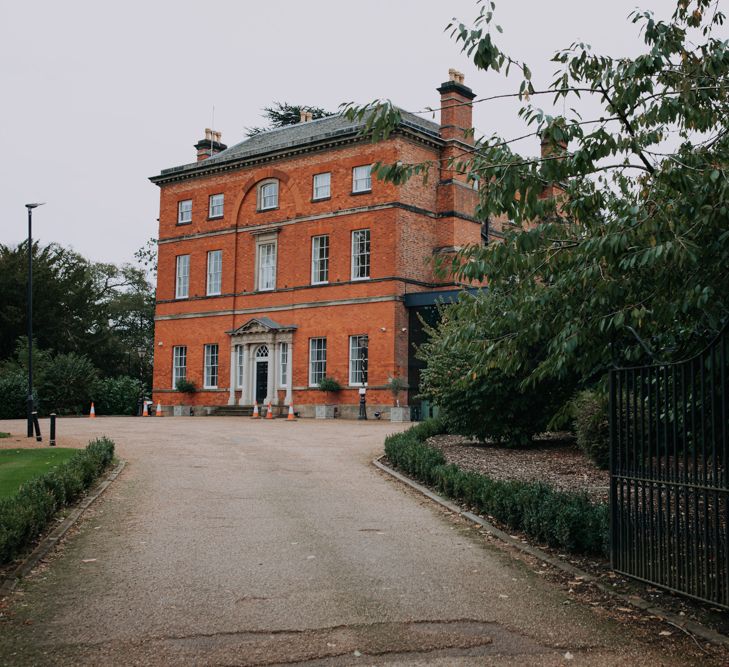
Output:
0,417,710,665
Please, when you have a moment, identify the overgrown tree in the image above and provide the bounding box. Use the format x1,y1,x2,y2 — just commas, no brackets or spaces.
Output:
346,0,729,399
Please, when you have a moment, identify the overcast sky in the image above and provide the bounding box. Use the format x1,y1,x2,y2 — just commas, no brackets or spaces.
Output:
0,0,672,265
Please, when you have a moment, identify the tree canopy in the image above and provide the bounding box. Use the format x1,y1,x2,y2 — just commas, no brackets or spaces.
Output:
245,102,335,137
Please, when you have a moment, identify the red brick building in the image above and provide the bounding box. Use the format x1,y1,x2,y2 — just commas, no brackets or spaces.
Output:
150,71,481,418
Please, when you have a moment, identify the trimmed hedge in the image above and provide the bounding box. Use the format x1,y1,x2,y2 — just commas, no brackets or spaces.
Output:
384,420,608,556
0,438,115,564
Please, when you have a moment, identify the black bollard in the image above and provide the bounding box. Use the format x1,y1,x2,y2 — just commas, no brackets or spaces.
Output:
358,387,367,420
50,413,56,446
32,411,42,442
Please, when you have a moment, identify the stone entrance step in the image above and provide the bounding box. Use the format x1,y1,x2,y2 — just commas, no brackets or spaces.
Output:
212,405,288,417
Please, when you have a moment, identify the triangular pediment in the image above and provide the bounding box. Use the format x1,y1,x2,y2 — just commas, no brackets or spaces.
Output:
227,316,297,336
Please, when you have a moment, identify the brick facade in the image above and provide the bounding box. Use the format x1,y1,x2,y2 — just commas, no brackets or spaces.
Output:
150,72,480,417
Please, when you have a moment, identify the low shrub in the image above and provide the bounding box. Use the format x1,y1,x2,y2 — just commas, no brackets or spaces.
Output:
175,378,196,394
384,421,608,556
94,376,144,415
0,371,30,420
0,437,115,564
573,390,610,470
318,376,342,393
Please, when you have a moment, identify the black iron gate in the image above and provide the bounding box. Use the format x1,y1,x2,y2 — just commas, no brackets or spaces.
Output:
609,323,729,607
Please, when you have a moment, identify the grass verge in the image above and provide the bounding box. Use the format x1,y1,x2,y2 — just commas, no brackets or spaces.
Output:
0,438,115,565
385,420,608,556
0,449,78,499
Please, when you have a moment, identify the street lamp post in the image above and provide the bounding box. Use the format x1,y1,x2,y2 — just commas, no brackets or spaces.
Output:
25,202,45,438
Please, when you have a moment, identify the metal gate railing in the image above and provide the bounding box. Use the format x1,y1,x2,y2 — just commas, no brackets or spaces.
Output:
609,323,729,608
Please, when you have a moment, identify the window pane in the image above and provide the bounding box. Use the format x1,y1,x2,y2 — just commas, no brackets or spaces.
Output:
351,229,370,279
178,199,192,223
349,335,368,385
313,172,331,199
209,194,224,217
311,235,329,284
173,346,187,386
279,343,288,387
176,255,189,298
236,345,245,388
204,344,219,388
207,250,222,295
258,243,276,290
352,165,372,192
309,338,326,385
260,182,278,209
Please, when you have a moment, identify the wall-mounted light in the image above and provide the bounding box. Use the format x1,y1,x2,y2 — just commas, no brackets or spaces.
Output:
158,341,163,346
380,327,386,332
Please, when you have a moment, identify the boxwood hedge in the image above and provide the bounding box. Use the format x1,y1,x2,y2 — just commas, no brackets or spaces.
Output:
0,437,115,565
384,420,608,556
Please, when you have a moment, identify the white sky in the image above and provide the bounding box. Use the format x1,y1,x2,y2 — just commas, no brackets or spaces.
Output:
0,0,672,265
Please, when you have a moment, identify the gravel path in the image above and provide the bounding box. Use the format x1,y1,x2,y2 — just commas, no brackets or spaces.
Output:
0,416,711,665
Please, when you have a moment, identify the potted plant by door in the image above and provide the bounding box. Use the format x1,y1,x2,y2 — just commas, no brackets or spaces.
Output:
316,377,341,419
386,376,410,422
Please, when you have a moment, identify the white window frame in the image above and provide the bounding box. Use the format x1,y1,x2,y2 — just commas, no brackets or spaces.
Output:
178,199,192,224
311,235,329,285
206,249,222,296
313,172,331,200
308,338,327,387
349,335,368,386
351,229,371,280
257,242,276,291
352,165,372,193
279,343,289,388
175,254,190,299
203,343,219,389
209,193,224,218
258,180,279,211
172,346,187,387
236,345,245,389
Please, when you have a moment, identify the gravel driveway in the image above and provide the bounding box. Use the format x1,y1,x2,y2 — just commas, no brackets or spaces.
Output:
0,417,706,665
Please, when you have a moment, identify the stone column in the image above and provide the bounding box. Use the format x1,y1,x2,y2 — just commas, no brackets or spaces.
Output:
227,343,237,405
267,336,276,406
244,343,255,405
285,341,293,406
237,343,247,406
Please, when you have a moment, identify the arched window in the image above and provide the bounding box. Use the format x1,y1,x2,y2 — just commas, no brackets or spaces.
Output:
258,180,279,211
256,345,269,359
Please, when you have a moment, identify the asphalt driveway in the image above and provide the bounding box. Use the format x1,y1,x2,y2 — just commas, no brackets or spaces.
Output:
0,417,705,665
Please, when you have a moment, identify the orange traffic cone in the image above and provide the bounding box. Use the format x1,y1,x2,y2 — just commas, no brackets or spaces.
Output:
287,404,296,421
143,402,149,417
251,402,260,419
155,402,163,417
265,401,274,419
89,402,96,419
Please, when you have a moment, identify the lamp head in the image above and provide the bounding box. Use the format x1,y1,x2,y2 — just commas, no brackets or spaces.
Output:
25,202,46,210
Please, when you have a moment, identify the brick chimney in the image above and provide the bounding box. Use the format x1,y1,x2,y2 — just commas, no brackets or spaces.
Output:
437,69,476,144
436,69,479,251
194,128,227,162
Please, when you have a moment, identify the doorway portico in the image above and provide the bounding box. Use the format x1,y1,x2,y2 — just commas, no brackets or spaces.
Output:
227,317,296,407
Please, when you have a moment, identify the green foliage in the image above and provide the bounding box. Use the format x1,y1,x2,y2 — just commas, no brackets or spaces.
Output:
386,375,407,404
37,352,98,415
0,241,154,386
246,102,335,137
318,376,342,393
0,437,114,564
0,370,30,420
418,294,577,446
353,1,729,402
94,376,144,415
573,390,610,470
385,423,608,555
175,378,197,394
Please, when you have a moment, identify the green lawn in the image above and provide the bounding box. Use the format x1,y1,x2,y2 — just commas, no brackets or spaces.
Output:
0,448,77,499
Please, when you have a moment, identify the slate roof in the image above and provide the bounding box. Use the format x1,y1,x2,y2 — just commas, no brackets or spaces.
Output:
153,109,441,182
